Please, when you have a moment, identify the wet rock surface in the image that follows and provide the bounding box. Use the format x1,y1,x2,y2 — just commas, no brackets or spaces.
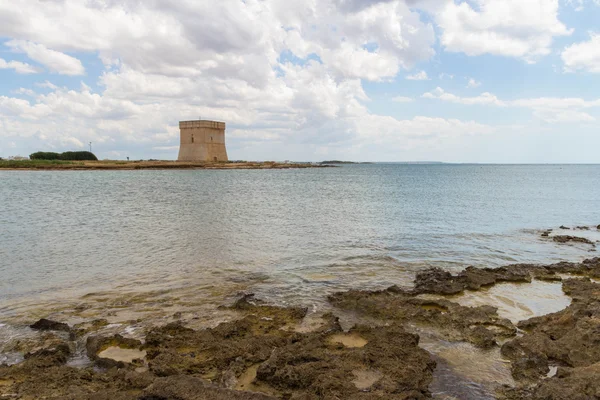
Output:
497,263,600,398
1,258,600,399
552,235,595,247
29,318,71,334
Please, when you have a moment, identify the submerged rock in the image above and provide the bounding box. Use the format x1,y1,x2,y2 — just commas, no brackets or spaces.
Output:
498,275,600,398
30,318,71,333
552,235,594,245
329,285,516,348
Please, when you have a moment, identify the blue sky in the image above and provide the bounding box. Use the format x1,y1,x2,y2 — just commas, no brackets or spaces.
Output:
0,0,599,162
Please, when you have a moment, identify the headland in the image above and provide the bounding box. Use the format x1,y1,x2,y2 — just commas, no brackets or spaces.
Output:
0,160,332,170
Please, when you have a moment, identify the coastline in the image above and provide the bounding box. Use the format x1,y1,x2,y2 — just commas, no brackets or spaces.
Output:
2,256,600,399
0,160,334,171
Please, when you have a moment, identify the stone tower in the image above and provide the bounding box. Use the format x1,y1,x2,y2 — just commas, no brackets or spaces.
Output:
177,120,228,162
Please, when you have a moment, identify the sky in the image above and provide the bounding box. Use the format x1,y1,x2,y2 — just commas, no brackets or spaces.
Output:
0,0,599,163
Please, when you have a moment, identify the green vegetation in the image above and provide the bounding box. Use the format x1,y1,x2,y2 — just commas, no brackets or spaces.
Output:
30,152,60,160
30,151,98,161
0,159,76,168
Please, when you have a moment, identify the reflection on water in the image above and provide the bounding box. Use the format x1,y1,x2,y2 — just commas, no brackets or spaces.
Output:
422,336,513,400
97,347,146,363
415,277,575,399
420,280,572,323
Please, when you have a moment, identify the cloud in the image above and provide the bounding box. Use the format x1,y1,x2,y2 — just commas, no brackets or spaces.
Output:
0,58,40,74
436,0,572,62
0,0,447,159
422,87,505,106
423,87,600,122
36,81,59,90
11,88,36,96
406,71,429,80
565,0,600,11
6,40,85,75
0,0,592,161
562,33,600,73
466,78,481,88
392,96,414,102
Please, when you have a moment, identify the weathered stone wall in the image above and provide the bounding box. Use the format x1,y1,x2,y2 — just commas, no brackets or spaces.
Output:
177,120,228,162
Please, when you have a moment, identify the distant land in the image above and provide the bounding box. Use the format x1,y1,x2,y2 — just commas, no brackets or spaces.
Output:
319,160,446,165
319,160,373,164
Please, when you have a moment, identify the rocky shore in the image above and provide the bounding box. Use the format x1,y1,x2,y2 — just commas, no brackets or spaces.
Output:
2,258,600,399
0,160,332,171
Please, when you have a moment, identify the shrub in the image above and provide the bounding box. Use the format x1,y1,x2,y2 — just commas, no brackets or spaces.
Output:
58,151,98,161
30,152,61,160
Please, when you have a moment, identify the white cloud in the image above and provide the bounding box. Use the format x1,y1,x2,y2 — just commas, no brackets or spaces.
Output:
532,109,595,123
565,0,600,11
0,0,447,159
0,58,40,74
406,71,429,80
6,40,85,75
36,81,59,90
422,87,505,106
562,33,600,73
0,0,592,161
12,88,36,96
436,0,572,62
466,78,481,88
423,87,600,122
392,96,414,102
439,73,454,80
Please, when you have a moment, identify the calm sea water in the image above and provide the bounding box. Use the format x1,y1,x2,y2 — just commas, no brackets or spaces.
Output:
1,164,600,320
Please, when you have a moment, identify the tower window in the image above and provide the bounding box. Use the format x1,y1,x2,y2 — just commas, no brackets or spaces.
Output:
211,136,213,141
191,134,194,143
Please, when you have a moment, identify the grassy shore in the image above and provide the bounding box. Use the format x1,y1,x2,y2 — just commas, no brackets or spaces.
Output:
0,160,331,170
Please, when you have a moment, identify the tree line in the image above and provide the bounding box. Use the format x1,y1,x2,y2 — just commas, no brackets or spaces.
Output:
29,151,98,161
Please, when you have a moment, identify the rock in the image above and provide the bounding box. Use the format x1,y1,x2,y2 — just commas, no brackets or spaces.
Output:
414,268,465,294
329,285,516,348
500,363,600,399
560,225,571,230
597,224,600,230
553,235,594,245
72,319,109,337
23,341,72,368
29,318,71,334
414,265,532,295
575,226,590,230
533,273,562,282
141,375,276,400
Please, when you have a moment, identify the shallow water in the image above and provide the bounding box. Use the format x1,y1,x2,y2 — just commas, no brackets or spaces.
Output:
97,347,146,363
1,164,599,324
419,279,572,323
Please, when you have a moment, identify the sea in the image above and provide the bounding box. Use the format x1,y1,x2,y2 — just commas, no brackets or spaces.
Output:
2,163,600,398
1,164,599,320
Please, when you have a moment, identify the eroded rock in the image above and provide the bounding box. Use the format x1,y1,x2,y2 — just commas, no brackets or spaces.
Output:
30,318,71,333
553,235,594,245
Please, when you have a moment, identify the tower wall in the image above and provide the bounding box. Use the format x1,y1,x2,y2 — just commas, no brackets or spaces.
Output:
177,120,228,162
